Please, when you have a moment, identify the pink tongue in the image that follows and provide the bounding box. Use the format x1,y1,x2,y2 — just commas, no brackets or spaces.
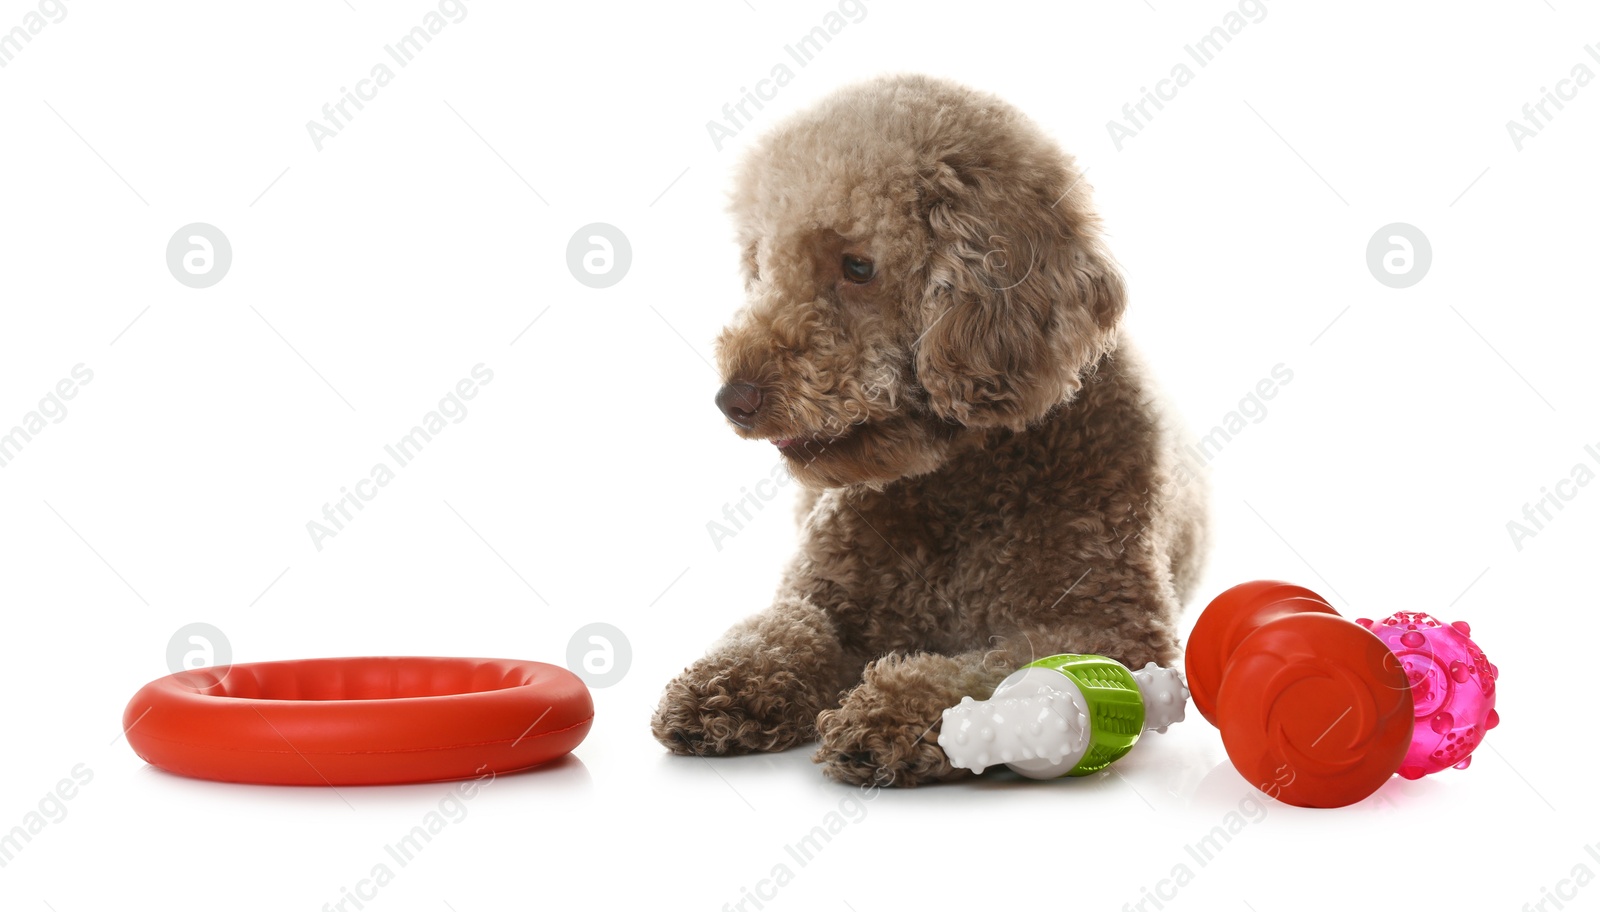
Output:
774,438,796,448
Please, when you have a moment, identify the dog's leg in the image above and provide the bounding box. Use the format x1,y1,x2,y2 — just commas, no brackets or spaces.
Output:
651,596,859,756
812,649,1013,787
812,611,1184,787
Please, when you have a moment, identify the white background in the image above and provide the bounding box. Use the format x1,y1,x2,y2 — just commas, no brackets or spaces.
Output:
2,1,1597,909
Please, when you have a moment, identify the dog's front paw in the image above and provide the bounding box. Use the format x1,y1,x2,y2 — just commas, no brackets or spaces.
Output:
651,663,820,756
812,658,969,787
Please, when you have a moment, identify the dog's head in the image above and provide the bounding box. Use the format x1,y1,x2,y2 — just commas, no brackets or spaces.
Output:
714,74,1125,488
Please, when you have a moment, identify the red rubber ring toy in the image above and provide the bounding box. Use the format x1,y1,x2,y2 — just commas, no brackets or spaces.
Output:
123,657,593,786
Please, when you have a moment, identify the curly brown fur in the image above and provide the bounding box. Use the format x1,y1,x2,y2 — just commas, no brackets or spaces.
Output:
651,74,1210,786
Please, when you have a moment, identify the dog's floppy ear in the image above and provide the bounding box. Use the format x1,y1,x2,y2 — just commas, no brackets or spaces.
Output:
914,156,1125,430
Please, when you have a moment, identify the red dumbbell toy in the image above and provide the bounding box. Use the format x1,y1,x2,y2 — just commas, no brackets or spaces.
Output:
1185,581,1416,808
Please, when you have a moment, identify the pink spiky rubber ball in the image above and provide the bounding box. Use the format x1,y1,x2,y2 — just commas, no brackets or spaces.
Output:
1356,612,1499,780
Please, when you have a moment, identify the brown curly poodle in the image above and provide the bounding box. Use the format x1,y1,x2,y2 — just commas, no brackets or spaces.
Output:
652,73,1209,787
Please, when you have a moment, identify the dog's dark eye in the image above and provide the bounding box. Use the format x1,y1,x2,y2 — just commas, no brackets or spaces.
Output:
841,254,875,284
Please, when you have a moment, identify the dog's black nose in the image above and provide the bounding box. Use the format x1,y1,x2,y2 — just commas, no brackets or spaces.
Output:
715,382,763,429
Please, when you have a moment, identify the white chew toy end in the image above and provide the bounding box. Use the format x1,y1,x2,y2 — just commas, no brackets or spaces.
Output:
939,668,1092,779
1131,662,1189,734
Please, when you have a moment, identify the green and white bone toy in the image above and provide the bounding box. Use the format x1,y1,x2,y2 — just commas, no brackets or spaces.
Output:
939,655,1188,779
